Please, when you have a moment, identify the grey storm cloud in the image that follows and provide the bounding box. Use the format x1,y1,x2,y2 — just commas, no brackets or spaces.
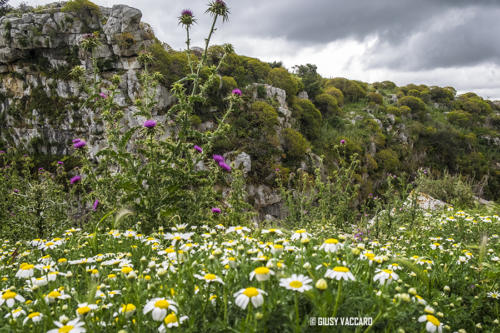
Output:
10,0,500,71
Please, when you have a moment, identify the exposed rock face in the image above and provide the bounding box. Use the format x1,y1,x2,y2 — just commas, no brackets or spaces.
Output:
0,3,168,155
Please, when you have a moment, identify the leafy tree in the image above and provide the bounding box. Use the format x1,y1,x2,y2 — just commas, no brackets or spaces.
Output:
293,63,322,99
0,0,10,17
268,67,298,101
292,98,322,142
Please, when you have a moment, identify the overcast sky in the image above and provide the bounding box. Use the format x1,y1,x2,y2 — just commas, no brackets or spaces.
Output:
11,0,500,99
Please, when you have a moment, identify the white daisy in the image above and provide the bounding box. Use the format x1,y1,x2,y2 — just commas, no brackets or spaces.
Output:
47,318,86,333
373,269,399,285
325,266,356,281
158,313,188,332
319,238,342,253
249,266,275,281
418,314,443,333
234,287,267,310
0,290,25,308
291,229,311,241
279,274,313,293
143,298,178,321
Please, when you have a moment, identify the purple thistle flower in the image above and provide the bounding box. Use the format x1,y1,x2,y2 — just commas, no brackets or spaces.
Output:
57,161,64,165
340,139,346,145
0,150,5,154
144,119,157,128
219,161,231,172
212,207,221,214
74,140,86,149
72,138,81,143
194,145,203,153
13,188,19,193
232,88,242,96
213,154,225,163
99,92,108,99
92,199,99,211
181,9,193,16
38,167,44,172
70,175,81,184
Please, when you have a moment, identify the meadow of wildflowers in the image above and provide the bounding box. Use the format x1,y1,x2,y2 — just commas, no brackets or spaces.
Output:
0,1,499,332
0,210,499,332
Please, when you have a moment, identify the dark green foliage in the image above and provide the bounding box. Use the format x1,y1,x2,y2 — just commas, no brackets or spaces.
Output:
376,148,400,172
399,95,426,119
324,86,344,105
326,77,366,102
148,41,189,88
430,86,455,104
367,92,383,105
62,0,100,15
447,110,473,128
218,53,271,87
282,127,309,161
314,93,340,116
293,63,322,99
454,94,492,115
292,98,322,141
267,67,298,101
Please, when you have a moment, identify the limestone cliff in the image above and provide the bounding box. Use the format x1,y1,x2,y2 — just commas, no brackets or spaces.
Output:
0,2,174,156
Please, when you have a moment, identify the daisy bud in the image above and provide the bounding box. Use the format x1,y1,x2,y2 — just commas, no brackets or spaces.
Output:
397,329,405,333
255,312,263,320
443,285,450,292
444,326,451,330
351,248,360,255
357,243,365,249
315,279,328,291
493,319,499,324
476,323,482,329
208,255,215,260
59,315,69,323
395,286,402,292
408,288,417,295
127,271,137,279
303,262,311,269
62,305,68,311
450,303,454,308
424,305,435,314
140,256,147,262
457,329,466,333
400,293,410,302
300,238,310,244
437,312,443,318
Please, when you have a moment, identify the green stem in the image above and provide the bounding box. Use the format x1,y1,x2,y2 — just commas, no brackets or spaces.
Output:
192,14,218,96
294,293,300,333
363,309,382,333
186,26,194,74
332,279,342,318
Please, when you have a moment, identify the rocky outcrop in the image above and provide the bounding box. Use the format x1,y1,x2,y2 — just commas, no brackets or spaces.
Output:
0,2,169,155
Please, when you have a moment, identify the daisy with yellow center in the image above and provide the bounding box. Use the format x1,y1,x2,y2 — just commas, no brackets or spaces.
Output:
261,228,283,235
47,318,86,333
76,302,98,317
0,290,25,308
373,269,399,285
44,289,71,304
418,314,443,333
249,266,275,281
279,274,313,293
226,226,251,234
194,272,224,284
234,287,267,309
143,298,178,321
487,291,499,299
291,229,311,241
158,312,189,332
319,238,341,253
23,312,43,325
325,266,356,281
5,307,26,319
119,303,136,318
15,263,35,279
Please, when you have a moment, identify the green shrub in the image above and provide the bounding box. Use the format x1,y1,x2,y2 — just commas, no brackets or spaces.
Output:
268,67,298,101
386,105,401,116
454,94,492,115
326,77,366,102
148,42,189,88
62,0,100,15
367,92,383,105
376,148,400,172
447,110,473,128
221,76,237,94
324,86,344,105
416,170,476,208
430,86,455,104
250,101,279,132
115,32,135,49
399,95,426,118
283,128,310,160
292,98,323,141
314,93,340,116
